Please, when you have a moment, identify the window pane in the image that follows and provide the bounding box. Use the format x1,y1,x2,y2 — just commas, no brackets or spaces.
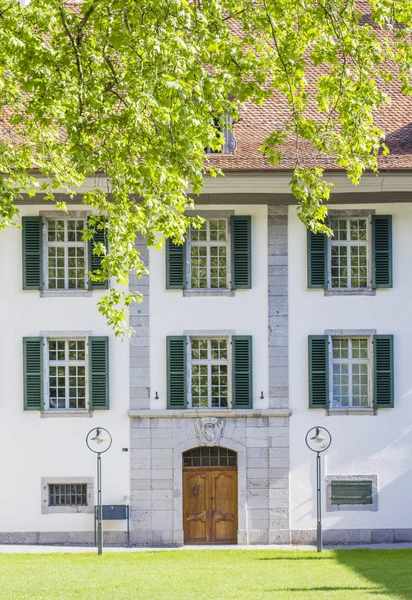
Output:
191,222,207,242
332,337,370,408
49,483,87,506
332,338,349,359
332,364,349,407
189,219,228,290
190,337,229,408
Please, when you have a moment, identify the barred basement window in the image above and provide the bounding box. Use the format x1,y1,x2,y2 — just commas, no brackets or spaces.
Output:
331,338,371,408
183,447,237,468
330,218,371,289
49,483,87,507
189,219,229,289
47,339,87,410
189,338,230,408
47,218,87,290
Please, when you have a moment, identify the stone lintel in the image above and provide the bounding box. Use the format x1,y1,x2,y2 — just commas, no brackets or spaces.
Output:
128,409,292,419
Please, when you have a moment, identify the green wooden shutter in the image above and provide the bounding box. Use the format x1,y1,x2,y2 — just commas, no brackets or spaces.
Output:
89,337,110,410
23,337,44,410
231,216,251,289
374,334,394,408
22,217,43,290
88,218,109,290
232,336,253,409
308,335,329,408
331,481,373,505
167,336,187,409
372,215,392,288
307,230,328,288
166,239,186,289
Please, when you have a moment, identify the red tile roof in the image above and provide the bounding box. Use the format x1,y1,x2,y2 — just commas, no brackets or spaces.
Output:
207,81,412,172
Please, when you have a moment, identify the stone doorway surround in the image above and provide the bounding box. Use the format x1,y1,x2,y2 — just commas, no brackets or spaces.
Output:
129,408,292,546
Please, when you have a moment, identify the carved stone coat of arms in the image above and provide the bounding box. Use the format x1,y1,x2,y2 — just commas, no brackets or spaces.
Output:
195,417,225,447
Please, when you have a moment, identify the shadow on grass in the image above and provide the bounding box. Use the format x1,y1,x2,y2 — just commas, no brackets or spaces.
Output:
258,556,334,560
262,587,386,594
334,550,412,600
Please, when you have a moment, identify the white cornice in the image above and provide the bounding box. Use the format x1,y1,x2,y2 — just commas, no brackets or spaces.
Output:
31,172,412,196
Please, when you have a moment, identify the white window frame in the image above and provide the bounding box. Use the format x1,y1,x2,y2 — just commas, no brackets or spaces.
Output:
186,334,232,409
187,217,231,291
43,336,89,411
328,216,372,291
41,211,92,295
329,335,373,410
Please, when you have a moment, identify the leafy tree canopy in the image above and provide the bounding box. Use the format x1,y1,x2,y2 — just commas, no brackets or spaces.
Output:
0,0,411,333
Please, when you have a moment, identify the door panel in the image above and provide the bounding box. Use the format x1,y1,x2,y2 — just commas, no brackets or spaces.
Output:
183,471,210,543
183,468,237,544
211,470,237,544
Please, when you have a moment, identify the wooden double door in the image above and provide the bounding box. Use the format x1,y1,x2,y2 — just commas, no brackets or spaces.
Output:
183,468,237,544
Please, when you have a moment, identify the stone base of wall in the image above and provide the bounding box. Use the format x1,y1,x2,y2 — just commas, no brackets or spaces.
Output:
0,531,128,546
292,529,412,545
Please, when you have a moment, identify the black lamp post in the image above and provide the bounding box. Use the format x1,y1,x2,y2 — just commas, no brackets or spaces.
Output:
86,427,112,555
305,426,332,552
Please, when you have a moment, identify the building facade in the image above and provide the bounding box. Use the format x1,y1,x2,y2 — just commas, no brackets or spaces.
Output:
2,169,412,546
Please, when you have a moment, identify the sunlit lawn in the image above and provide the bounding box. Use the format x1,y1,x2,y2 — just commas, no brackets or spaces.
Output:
0,549,411,600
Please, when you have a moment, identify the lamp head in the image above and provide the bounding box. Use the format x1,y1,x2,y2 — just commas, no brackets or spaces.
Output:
90,428,106,445
310,427,326,448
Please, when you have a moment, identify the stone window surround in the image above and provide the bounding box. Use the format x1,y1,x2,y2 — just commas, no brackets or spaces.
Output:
325,475,378,512
184,330,235,410
183,210,235,297
40,330,93,418
325,209,376,297
325,329,376,416
40,210,93,298
41,476,94,514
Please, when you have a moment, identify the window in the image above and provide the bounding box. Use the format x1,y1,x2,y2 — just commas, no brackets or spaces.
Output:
204,116,236,154
331,337,370,408
42,477,94,514
330,218,370,289
49,483,87,507
189,219,229,289
183,447,237,468
331,480,372,506
47,219,87,290
47,339,87,410
189,338,230,408
326,476,378,512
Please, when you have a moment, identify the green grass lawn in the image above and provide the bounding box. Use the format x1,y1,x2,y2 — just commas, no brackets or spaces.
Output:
0,549,411,600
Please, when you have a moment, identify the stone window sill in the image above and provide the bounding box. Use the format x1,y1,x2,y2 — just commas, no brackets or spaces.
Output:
42,505,94,514
327,408,376,416
40,411,92,418
324,288,376,297
40,290,93,298
183,289,235,297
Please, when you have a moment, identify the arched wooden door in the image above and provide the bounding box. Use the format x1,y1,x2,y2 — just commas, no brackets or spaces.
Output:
183,447,238,544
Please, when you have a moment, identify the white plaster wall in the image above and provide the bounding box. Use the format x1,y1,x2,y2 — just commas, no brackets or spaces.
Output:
289,203,412,531
149,205,269,410
0,206,130,532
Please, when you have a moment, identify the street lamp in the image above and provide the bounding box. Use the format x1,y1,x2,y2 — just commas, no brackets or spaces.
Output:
86,427,112,555
305,426,332,553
